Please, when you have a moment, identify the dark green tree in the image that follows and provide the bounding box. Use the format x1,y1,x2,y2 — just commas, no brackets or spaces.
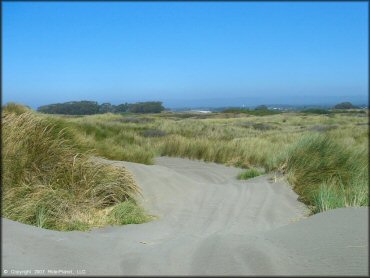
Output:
37,101,99,115
115,103,129,113
37,101,165,115
255,105,268,110
334,102,356,109
99,103,114,113
128,102,165,113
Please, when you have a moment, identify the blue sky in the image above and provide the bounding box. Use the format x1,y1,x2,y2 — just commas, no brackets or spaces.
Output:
3,2,368,108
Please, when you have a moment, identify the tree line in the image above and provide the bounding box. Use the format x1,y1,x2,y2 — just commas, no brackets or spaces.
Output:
37,101,165,115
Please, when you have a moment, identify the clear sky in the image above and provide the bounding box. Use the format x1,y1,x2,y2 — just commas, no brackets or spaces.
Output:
3,1,368,108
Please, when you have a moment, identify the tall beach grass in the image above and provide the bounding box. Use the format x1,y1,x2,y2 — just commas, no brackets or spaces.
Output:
36,109,369,214
284,133,368,213
2,105,151,231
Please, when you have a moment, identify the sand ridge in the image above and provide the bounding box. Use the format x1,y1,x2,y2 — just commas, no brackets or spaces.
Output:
2,157,368,275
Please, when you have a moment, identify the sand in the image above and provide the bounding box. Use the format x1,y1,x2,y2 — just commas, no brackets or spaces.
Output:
2,157,369,276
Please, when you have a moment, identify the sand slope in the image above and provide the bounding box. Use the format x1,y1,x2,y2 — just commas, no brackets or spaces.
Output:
2,157,368,276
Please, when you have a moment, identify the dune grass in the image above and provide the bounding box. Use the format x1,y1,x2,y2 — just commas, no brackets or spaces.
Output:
57,110,368,213
29,108,369,214
2,105,150,231
108,200,153,225
222,108,281,116
237,168,262,180
283,133,368,213
5,103,366,231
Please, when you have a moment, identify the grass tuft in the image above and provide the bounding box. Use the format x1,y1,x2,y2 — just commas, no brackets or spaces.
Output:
2,102,31,115
238,168,262,180
2,107,151,231
108,200,153,225
284,133,368,212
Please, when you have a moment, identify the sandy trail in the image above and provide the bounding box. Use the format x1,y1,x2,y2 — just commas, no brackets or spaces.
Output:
2,157,368,276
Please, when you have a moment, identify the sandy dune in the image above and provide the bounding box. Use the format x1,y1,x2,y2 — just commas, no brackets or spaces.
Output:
2,157,368,276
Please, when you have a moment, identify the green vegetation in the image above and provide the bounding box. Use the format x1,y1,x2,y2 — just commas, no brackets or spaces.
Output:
284,134,368,213
50,109,367,214
37,100,165,115
128,101,165,113
238,168,262,180
331,109,366,114
3,104,368,222
2,104,150,231
254,105,268,110
334,101,357,109
2,102,31,114
222,108,281,116
302,108,331,115
37,100,100,115
108,200,153,225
